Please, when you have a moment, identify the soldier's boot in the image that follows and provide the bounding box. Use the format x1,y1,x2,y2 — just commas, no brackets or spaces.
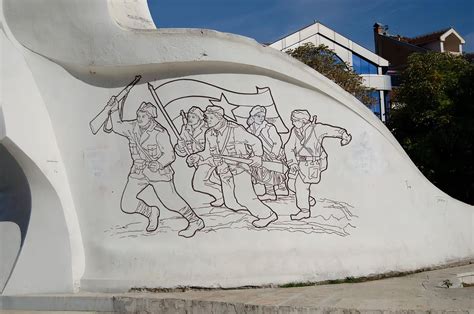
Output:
258,185,277,201
146,207,160,232
290,209,311,221
136,202,160,232
178,206,205,238
252,211,278,228
275,183,289,196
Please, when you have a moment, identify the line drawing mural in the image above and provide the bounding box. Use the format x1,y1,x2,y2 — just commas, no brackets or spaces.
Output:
174,106,224,206
186,105,279,228
91,76,357,238
246,106,288,201
90,76,204,238
285,110,352,220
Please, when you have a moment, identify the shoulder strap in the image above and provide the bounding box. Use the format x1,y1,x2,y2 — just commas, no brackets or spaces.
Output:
296,125,316,156
217,127,232,154
260,132,273,153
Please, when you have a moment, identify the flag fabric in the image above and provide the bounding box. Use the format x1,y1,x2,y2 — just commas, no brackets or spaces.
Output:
148,79,289,133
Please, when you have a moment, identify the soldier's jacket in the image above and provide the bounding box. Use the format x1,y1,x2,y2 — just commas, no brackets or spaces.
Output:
247,121,282,157
285,122,347,167
110,110,175,182
197,120,263,170
175,121,207,157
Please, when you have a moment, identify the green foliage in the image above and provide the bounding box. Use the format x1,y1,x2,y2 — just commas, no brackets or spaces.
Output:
389,52,474,204
287,43,375,105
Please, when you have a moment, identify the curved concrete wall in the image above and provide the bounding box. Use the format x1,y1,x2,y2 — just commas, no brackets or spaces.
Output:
0,0,472,293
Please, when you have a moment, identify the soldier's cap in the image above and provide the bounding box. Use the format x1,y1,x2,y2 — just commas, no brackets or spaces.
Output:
250,105,266,116
137,102,157,118
188,106,204,120
204,105,224,117
291,109,310,121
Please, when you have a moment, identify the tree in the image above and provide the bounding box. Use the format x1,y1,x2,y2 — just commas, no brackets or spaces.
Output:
287,43,374,105
388,52,474,204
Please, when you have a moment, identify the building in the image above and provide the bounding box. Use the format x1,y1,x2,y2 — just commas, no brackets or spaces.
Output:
270,21,392,122
373,23,466,86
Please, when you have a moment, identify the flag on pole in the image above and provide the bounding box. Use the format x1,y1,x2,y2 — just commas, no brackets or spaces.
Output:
147,79,289,133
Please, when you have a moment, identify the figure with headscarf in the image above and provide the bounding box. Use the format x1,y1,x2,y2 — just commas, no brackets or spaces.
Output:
106,97,204,238
246,106,288,201
175,106,226,207
284,109,352,220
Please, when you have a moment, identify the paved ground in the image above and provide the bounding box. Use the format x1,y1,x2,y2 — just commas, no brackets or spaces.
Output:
1,263,473,313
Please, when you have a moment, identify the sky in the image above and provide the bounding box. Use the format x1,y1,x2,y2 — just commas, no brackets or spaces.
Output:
147,0,474,53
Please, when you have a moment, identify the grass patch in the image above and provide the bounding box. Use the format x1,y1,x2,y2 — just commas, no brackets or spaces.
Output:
279,282,315,288
279,276,370,288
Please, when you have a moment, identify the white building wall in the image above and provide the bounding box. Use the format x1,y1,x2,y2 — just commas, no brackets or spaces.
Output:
0,0,471,294
270,22,391,122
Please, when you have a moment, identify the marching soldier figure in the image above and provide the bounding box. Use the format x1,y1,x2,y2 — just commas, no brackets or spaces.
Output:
247,106,288,201
284,110,352,220
175,106,229,206
107,97,204,238
187,105,278,228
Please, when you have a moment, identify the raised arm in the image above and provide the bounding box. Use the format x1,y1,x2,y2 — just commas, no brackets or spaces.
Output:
317,123,351,144
108,97,133,137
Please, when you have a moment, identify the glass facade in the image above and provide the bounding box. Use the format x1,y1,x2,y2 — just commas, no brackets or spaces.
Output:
352,54,378,75
384,91,391,121
368,91,381,118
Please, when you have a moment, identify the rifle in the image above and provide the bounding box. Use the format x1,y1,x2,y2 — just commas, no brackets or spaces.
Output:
89,75,142,134
213,154,288,174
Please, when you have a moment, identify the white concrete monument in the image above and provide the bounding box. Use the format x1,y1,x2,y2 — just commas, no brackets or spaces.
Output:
0,0,472,294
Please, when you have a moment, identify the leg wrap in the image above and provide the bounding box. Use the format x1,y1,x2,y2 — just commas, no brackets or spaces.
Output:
135,201,152,217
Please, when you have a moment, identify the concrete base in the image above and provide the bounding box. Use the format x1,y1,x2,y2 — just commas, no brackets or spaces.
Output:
1,264,473,313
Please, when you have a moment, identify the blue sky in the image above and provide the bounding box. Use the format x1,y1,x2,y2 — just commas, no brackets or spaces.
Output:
147,0,474,52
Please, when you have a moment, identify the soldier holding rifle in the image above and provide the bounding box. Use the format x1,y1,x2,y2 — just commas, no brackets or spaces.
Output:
187,105,278,228
246,106,288,201
174,107,230,207
99,91,204,238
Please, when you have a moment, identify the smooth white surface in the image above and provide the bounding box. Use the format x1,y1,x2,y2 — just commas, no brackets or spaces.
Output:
361,74,392,90
1,140,73,294
0,222,20,292
0,3,84,292
0,0,472,293
107,0,156,30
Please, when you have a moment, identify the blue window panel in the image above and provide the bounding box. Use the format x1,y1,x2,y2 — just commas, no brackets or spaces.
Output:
369,91,381,118
352,54,378,75
352,54,361,73
362,58,369,74
384,91,391,121
369,62,378,74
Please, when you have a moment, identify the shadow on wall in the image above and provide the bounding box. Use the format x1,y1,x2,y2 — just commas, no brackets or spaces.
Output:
0,140,74,294
0,144,31,293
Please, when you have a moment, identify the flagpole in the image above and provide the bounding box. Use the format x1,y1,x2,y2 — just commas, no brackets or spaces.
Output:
147,83,192,156
147,82,181,138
